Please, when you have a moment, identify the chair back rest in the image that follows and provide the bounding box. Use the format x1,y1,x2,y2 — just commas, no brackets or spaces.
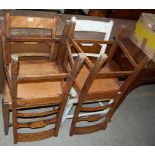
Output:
4,12,58,61
71,16,113,54
10,16,56,29
5,12,57,37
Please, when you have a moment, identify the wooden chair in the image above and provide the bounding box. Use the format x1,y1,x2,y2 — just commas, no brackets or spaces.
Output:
1,19,85,143
60,20,149,135
2,12,60,93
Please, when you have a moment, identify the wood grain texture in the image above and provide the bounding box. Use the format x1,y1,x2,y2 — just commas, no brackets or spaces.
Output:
76,114,108,122
17,108,59,118
17,118,57,129
10,16,56,29
75,65,120,95
5,12,58,61
18,129,55,142
72,122,107,135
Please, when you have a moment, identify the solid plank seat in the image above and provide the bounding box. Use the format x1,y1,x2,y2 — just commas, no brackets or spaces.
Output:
8,60,62,77
3,81,62,108
17,82,62,101
74,65,120,100
19,61,60,76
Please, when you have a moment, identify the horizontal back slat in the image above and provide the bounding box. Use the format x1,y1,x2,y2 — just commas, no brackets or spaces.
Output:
81,104,113,112
73,121,107,135
18,129,55,142
17,108,59,118
17,118,57,129
10,16,55,29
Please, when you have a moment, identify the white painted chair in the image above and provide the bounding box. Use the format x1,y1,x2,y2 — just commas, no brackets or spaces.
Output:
61,18,114,125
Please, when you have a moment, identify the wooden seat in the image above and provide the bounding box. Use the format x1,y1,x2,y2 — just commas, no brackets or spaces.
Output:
8,60,62,78
75,65,120,100
1,18,85,144
4,81,62,106
6,60,64,107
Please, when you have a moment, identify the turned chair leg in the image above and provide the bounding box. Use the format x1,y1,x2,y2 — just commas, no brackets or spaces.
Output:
2,100,10,135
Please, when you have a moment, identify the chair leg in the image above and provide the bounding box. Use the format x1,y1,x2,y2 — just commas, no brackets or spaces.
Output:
2,100,10,135
61,101,73,125
12,109,18,144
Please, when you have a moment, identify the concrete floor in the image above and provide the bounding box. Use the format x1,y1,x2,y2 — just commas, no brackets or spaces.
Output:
0,84,155,146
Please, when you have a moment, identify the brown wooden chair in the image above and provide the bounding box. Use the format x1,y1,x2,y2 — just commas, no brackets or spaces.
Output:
3,12,58,85
60,20,150,136
1,18,85,143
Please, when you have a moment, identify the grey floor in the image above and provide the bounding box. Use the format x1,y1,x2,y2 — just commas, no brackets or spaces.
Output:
0,84,155,146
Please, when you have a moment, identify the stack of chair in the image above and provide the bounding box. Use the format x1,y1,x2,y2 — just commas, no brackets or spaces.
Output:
1,13,149,143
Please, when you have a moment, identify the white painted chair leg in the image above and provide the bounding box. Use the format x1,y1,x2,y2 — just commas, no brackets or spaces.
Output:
61,102,73,125
61,96,78,125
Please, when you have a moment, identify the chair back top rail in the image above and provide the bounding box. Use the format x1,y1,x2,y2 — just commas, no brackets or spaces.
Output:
5,12,57,39
7,14,57,29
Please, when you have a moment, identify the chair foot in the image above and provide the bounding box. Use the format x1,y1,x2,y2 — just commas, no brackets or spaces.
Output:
4,128,9,136
69,132,73,136
2,101,10,136
61,102,73,126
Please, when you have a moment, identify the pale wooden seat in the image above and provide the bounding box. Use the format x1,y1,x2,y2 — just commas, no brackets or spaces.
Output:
75,65,120,99
18,82,61,99
3,81,62,106
7,60,63,107
8,60,62,77
19,61,61,76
